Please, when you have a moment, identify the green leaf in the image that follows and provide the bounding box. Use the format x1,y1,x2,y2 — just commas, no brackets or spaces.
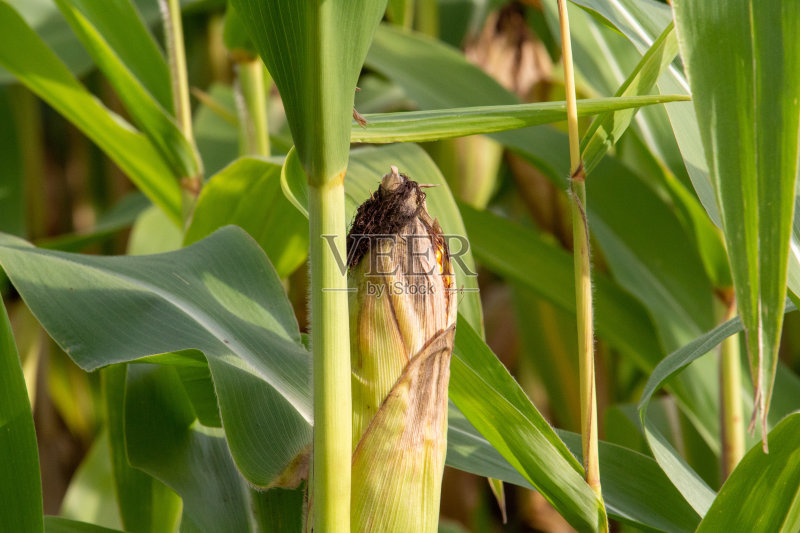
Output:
103,365,182,533
673,0,800,442
451,320,606,531
0,297,43,532
638,301,798,515
186,157,308,278
0,227,312,487
54,0,200,181
697,413,800,532
580,22,679,175
352,95,688,144
567,0,721,224
0,3,182,222
44,517,123,533
125,364,281,533
0,0,215,85
231,0,387,183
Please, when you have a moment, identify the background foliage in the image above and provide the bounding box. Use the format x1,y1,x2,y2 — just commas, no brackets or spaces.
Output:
1,0,799,531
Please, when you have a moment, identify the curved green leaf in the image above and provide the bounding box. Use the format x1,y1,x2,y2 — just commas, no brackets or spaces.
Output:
0,3,181,222
352,95,687,144
448,410,701,532
638,302,799,515
186,157,308,278
0,227,311,487
125,364,285,533
54,0,200,180
0,298,42,532
697,413,800,532
103,365,182,533
452,320,605,531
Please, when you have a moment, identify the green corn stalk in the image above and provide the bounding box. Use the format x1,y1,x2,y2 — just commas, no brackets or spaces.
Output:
347,167,457,533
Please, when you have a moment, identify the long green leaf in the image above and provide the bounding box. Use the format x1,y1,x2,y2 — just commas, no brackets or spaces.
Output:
638,302,799,515
697,413,800,532
0,299,43,532
185,157,308,278
452,320,606,531
673,0,800,443
351,95,687,144
0,0,214,85
0,228,312,487
0,3,182,222
103,365,182,533
126,364,290,533
54,0,200,180
580,22,678,175
231,0,387,183
556,431,700,532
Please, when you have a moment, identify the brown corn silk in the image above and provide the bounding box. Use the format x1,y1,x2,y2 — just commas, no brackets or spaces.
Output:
348,167,457,533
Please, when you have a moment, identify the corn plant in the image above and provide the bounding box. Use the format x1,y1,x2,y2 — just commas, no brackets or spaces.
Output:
0,1,799,532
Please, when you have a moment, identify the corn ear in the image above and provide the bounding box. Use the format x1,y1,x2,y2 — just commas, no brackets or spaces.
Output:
348,167,457,533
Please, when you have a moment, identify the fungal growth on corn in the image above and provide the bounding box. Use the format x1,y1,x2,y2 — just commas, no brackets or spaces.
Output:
347,166,457,533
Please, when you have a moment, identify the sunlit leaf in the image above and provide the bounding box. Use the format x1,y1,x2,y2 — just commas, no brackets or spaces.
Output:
674,0,800,443
0,3,182,221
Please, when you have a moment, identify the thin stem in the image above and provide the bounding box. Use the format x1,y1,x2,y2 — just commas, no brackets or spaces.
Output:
557,0,602,500
159,0,200,204
237,60,271,157
720,296,744,479
308,178,351,533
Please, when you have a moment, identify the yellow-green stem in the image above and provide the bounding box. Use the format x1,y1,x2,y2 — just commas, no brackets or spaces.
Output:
720,299,744,479
557,0,601,499
237,60,271,157
309,179,351,533
160,0,200,214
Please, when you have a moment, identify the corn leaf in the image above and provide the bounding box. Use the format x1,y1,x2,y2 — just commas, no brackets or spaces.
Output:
103,365,182,533
580,22,678,175
0,3,182,221
0,228,312,488
125,363,304,533
231,0,387,183
54,0,200,180
448,411,701,532
351,95,687,144
673,0,800,444
696,413,800,532
185,157,308,278
0,295,42,532
451,320,606,531
638,302,799,515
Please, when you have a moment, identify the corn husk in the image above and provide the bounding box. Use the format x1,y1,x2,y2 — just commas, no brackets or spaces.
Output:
348,167,457,533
